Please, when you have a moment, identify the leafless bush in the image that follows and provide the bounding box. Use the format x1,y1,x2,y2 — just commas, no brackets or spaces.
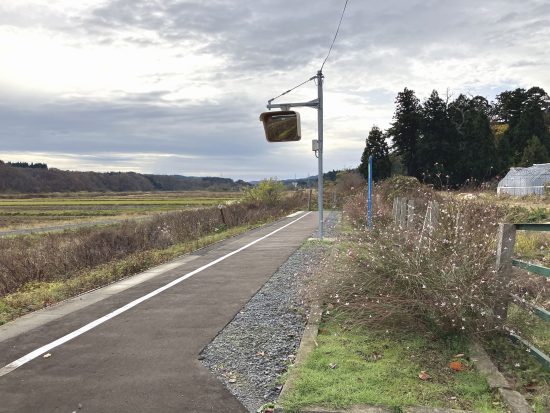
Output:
323,180,540,338
0,194,306,296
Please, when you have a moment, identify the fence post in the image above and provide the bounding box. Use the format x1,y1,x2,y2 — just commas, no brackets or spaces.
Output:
399,198,408,229
218,205,227,226
428,201,439,236
494,223,517,320
454,212,462,244
307,188,312,211
367,155,373,228
407,200,415,230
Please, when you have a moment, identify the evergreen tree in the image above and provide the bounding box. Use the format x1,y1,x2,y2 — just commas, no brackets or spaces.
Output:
358,126,392,181
448,94,497,184
520,136,549,166
388,88,421,177
497,87,550,165
417,90,458,186
492,88,527,126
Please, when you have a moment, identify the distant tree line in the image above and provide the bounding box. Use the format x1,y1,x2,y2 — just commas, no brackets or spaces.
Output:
0,160,48,169
358,86,550,187
0,163,248,193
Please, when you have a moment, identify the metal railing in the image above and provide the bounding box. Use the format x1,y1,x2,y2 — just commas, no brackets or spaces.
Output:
495,223,550,370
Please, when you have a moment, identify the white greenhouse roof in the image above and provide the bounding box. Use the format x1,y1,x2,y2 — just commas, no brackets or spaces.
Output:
497,163,550,195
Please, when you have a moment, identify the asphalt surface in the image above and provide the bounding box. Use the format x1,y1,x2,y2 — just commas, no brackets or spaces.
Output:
0,211,318,413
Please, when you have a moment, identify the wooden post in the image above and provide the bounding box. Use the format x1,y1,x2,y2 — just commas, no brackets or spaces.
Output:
399,198,407,229
418,202,431,250
494,223,517,320
454,212,462,243
407,200,415,230
424,201,439,250
218,206,227,226
392,197,398,222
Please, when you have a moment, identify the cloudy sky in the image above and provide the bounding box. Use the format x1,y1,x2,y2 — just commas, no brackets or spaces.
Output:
1,0,549,181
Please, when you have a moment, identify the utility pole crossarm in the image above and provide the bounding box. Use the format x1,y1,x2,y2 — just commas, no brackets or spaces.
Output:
266,99,319,110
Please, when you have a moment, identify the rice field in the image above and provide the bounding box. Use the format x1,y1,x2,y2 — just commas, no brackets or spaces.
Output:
0,191,242,231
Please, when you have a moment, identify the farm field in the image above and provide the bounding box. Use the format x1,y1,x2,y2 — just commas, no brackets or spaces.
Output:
448,190,550,211
0,191,242,231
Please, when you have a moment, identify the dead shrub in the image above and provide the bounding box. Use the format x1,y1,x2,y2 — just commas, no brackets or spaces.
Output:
0,194,306,296
324,181,542,340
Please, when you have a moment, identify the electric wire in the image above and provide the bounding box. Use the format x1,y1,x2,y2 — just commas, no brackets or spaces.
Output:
320,0,350,71
267,0,350,103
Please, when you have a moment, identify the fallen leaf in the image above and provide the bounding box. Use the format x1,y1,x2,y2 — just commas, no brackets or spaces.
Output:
418,370,431,380
524,383,538,393
43,353,51,359
370,351,383,361
449,361,466,371
228,378,237,384
256,351,265,357
454,353,465,358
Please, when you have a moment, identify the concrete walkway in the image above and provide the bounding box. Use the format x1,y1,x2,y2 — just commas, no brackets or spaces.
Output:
0,211,318,413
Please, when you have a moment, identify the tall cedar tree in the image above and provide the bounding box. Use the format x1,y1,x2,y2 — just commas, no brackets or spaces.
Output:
388,88,421,177
520,136,549,166
358,126,391,181
495,87,550,165
417,90,458,186
448,95,497,184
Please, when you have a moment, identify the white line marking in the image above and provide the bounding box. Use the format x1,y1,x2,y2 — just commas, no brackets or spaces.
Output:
0,212,312,377
286,211,304,218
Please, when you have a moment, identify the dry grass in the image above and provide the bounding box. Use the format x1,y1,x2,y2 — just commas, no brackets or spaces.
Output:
0,194,305,297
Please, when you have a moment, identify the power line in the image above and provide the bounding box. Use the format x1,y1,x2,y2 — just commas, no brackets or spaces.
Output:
320,0,350,71
268,76,316,104
267,0,350,103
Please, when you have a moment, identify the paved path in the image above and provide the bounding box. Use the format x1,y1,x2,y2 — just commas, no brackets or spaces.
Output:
0,211,318,413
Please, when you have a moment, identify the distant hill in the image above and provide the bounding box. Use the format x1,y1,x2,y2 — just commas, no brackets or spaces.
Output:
272,170,350,188
0,163,247,193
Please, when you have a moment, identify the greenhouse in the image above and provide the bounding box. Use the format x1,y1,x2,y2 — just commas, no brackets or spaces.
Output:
497,163,550,196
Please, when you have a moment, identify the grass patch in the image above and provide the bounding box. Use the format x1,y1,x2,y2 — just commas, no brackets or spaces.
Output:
0,197,239,206
484,333,550,413
0,224,256,325
515,231,549,266
282,315,504,412
507,304,550,355
0,191,243,230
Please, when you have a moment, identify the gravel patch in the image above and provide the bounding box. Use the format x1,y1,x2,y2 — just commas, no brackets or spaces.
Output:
200,212,340,412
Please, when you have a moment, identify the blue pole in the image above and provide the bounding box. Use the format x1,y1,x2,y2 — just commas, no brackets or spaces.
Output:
367,155,373,228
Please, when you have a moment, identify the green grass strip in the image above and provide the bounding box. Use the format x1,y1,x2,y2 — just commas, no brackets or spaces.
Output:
282,317,505,413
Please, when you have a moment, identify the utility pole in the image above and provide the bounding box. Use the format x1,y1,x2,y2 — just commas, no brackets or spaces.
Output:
316,70,324,239
265,70,325,239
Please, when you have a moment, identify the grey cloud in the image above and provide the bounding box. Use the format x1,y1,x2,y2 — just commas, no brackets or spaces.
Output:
82,0,339,72
0,95,267,158
2,0,549,180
